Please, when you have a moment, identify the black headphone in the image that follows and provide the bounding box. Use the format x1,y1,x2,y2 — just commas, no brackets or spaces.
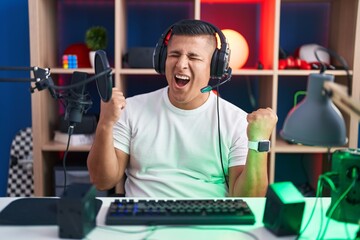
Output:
153,19,231,79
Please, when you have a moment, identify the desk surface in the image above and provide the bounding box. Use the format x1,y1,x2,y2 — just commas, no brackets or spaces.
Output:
0,197,358,240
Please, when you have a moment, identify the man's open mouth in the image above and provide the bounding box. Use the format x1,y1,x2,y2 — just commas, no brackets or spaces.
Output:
175,74,190,87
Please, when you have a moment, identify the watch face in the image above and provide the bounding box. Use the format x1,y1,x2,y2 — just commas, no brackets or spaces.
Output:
258,141,270,152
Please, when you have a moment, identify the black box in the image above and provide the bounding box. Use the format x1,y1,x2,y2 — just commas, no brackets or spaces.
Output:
263,181,305,236
124,47,154,68
57,183,97,239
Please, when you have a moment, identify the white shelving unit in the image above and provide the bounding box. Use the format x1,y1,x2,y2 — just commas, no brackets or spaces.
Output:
28,0,359,196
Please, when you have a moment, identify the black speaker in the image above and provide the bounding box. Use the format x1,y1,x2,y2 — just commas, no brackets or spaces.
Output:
263,181,305,236
124,47,154,68
57,183,97,239
59,114,97,134
153,19,230,79
327,148,360,223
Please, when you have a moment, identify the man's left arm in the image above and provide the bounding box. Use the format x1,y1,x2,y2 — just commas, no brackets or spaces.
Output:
229,107,278,197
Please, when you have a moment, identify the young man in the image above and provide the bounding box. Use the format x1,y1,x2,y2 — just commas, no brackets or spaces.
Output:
87,19,278,198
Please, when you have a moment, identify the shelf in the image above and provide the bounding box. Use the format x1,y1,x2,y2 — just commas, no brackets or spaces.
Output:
231,69,274,76
273,138,344,153
50,68,95,74
119,68,157,75
277,69,353,76
42,141,91,152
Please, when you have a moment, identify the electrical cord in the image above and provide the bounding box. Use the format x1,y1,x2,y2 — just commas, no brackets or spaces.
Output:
298,174,327,239
96,225,156,240
316,177,325,239
319,167,359,239
48,68,112,91
293,91,307,108
62,124,74,194
216,83,229,190
297,168,358,240
96,225,259,240
319,171,339,193
314,46,352,96
296,171,330,240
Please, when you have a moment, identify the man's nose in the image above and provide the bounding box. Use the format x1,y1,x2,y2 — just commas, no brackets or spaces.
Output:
175,55,189,69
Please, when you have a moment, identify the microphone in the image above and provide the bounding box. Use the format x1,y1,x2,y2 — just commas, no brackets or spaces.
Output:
64,71,93,126
200,68,232,93
94,50,113,102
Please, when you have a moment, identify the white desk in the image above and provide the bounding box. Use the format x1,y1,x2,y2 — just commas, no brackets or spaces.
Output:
0,197,358,240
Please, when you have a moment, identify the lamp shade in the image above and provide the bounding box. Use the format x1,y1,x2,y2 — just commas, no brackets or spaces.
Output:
280,73,347,147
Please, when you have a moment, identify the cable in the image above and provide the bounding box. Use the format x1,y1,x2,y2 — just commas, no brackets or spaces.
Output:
299,168,357,239
295,196,319,240
319,176,357,239
96,225,259,240
62,125,74,194
314,47,352,96
296,172,328,239
319,172,338,193
319,167,359,239
48,68,112,91
316,176,326,239
97,225,157,240
216,83,229,189
187,226,259,240
293,91,307,108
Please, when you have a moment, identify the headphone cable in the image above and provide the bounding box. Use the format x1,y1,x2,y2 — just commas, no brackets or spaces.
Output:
216,84,229,190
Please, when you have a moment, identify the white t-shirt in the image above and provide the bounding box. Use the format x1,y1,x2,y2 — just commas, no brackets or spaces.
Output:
113,87,248,198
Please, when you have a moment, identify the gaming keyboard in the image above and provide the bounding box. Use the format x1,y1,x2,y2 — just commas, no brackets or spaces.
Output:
105,199,255,225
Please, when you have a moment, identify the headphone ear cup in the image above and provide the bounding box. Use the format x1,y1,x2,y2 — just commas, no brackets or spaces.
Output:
210,49,220,78
158,46,167,74
211,49,228,79
153,42,164,74
153,31,170,75
218,47,230,78
210,45,230,79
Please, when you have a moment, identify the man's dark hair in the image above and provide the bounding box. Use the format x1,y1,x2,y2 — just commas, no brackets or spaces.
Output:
171,19,217,36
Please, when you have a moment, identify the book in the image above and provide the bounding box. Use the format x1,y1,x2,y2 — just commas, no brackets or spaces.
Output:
53,131,94,146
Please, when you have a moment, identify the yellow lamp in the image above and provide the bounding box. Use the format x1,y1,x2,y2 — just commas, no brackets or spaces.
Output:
221,29,249,69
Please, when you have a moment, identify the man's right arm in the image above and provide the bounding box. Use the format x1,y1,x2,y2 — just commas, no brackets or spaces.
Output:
87,88,128,191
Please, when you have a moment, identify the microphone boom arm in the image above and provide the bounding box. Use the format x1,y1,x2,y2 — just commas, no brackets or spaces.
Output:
0,66,112,100
0,66,58,98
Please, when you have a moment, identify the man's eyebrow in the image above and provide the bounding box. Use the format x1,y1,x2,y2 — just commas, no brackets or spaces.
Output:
187,52,201,57
168,49,201,57
168,49,181,54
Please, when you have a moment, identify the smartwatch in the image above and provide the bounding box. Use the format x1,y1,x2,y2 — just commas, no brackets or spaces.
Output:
248,140,271,152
